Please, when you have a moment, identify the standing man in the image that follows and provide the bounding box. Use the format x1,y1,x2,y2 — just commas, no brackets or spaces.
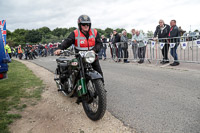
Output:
131,29,138,61
49,43,53,56
168,20,180,66
133,30,146,64
120,30,129,63
15,46,18,58
4,43,12,58
24,44,29,60
54,15,103,78
18,45,23,60
113,30,121,62
45,44,48,57
178,26,186,36
109,33,114,58
38,44,42,56
153,19,170,64
101,35,107,60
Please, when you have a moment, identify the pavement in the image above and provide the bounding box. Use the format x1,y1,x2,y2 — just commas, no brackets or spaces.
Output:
29,56,200,133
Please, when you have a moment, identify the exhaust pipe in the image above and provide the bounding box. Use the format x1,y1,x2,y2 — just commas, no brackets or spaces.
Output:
61,90,67,96
55,80,67,96
55,80,60,88
54,72,68,96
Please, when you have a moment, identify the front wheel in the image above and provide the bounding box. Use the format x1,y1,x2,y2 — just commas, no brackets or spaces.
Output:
82,79,106,121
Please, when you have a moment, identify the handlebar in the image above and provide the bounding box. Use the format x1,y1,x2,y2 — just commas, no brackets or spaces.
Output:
59,50,97,56
59,50,74,56
60,50,70,54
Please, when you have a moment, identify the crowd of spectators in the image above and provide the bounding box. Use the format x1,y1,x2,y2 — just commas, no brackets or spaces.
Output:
98,19,181,66
11,43,61,60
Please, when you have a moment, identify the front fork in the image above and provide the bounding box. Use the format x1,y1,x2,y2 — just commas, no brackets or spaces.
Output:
77,77,87,97
76,56,87,97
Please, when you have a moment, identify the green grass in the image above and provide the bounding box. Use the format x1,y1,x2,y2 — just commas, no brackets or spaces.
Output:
0,60,44,133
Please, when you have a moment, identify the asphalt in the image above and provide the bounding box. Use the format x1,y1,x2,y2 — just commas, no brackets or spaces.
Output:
30,56,200,133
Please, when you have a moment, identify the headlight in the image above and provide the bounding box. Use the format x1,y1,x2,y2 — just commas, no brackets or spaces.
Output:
84,51,96,63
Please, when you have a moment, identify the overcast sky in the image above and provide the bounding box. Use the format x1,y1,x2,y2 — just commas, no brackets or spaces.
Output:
1,0,200,33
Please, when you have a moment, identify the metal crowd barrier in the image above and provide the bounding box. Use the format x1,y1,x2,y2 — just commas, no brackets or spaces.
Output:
101,35,200,64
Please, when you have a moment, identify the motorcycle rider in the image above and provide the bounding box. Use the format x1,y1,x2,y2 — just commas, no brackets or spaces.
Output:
24,44,30,60
54,15,104,79
30,45,37,59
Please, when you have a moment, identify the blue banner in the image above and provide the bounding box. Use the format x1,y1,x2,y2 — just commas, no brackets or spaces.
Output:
0,20,6,45
0,28,8,73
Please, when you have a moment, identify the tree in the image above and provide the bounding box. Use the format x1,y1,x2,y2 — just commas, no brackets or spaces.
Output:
127,33,132,39
115,28,125,34
68,27,77,33
96,28,105,36
194,29,199,32
45,34,59,43
62,28,68,36
12,29,28,45
38,26,51,35
6,29,12,40
7,39,15,47
41,36,47,44
25,29,42,43
146,31,153,38
9,26,141,45
52,28,63,37
105,28,113,38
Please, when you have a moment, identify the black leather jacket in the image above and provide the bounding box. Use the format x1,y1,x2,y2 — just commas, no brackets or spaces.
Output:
154,24,170,38
168,25,180,43
113,33,121,44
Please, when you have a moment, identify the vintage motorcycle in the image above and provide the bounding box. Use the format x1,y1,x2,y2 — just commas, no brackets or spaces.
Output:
41,49,47,57
54,50,106,121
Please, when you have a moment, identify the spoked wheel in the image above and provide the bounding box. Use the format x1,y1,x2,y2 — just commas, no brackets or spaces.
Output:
82,79,106,121
29,55,33,60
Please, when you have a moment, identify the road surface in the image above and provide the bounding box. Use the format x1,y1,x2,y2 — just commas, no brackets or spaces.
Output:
30,56,200,133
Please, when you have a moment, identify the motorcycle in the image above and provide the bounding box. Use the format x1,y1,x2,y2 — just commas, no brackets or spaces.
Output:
25,49,33,60
54,50,107,121
41,49,47,57
33,49,39,57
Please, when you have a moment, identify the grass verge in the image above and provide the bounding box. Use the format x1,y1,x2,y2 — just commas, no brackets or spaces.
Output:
0,60,44,133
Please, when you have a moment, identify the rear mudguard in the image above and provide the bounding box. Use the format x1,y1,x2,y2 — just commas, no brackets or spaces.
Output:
85,70,103,80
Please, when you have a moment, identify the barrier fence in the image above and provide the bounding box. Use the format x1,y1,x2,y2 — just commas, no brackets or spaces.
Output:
101,36,200,64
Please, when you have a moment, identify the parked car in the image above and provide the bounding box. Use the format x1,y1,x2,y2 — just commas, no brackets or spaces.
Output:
189,32,199,41
182,32,199,41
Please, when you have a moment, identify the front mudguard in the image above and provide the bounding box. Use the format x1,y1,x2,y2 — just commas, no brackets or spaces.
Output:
85,70,103,80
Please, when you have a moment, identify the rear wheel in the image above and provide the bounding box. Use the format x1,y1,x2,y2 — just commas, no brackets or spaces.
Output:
82,79,106,121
